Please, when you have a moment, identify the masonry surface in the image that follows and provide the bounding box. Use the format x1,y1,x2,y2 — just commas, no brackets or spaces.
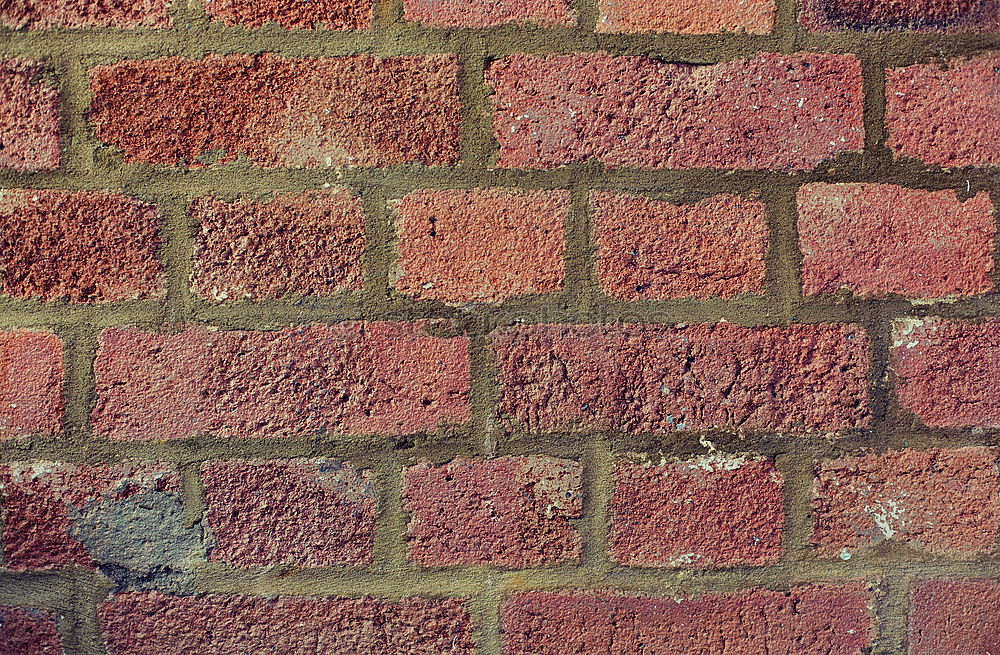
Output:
1,0,1000,654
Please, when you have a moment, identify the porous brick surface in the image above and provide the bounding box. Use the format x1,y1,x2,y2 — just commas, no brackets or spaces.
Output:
800,0,1000,31
812,447,999,557
597,0,776,33
487,52,864,170
0,331,63,439
191,191,364,301
403,0,573,27
203,0,372,29
909,579,1000,655
91,323,470,440
402,456,582,567
0,0,171,28
0,605,63,655
492,323,870,434
202,459,377,567
394,188,568,304
797,183,995,298
0,59,59,172
592,191,769,300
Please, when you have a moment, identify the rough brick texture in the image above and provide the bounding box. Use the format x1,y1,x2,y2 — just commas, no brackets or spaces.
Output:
0,0,170,28
502,585,873,655
597,0,776,33
493,323,870,434
886,54,1000,168
487,52,863,170
0,605,63,655
892,318,1000,428
0,331,63,439
99,592,475,655
202,459,376,568
0,59,59,172
611,455,784,568
89,54,460,168
801,0,999,31
402,456,582,567
0,189,163,303
203,0,372,29
403,0,573,27
91,323,470,440
797,183,995,298
812,447,999,557
191,191,364,301
592,191,769,300
394,188,568,304
910,579,1000,655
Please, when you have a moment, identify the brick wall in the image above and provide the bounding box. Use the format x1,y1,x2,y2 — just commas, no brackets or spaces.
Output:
1,1,999,654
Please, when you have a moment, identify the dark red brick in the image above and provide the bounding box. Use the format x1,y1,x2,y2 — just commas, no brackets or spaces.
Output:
203,0,372,29
0,189,162,302
597,0,775,33
0,59,59,172
0,331,63,439
910,579,1000,655
812,447,999,557
797,183,995,298
592,191,768,300
0,605,63,655
191,191,364,301
611,455,784,568
0,0,170,28
394,188,567,304
487,52,863,170
91,323,470,440
402,456,582,568
89,54,460,168
99,592,476,655
801,0,997,31
502,584,873,655
202,459,376,568
492,323,870,434
403,0,573,26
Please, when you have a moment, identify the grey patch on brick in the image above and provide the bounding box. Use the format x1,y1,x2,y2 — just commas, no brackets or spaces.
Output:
69,490,205,593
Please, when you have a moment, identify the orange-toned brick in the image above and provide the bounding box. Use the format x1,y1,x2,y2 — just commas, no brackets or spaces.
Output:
1,0,170,28
403,0,573,26
597,0,775,33
203,0,372,29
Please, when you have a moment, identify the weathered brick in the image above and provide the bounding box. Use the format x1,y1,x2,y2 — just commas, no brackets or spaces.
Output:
892,318,1000,428
403,0,573,27
92,323,470,440
502,584,873,655
0,59,59,172
886,54,1000,168
402,456,582,567
203,0,372,29
910,579,1000,655
797,183,995,298
592,191,768,300
800,0,997,31
597,0,775,33
0,189,162,302
0,605,63,655
202,459,376,568
99,592,476,655
812,447,999,557
611,455,784,568
89,54,460,168
0,331,63,439
493,323,870,434
0,0,170,28
487,52,863,170
394,188,567,304
191,191,364,301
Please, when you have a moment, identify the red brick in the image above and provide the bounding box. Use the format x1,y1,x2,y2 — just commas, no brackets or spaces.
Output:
910,579,1000,655
402,456,582,568
797,183,995,298
0,331,63,439
611,455,784,568
403,0,573,26
597,0,775,33
592,191,768,300
487,52,863,170
0,605,63,655
0,59,59,172
394,188,567,304
203,0,371,29
801,0,997,31
0,462,178,571
0,0,170,28
492,323,870,434
202,459,376,568
812,448,999,557
99,592,476,655
0,189,162,302
89,54,460,168
891,318,1000,428
91,322,470,440
886,54,1000,168
191,191,364,301
502,584,873,655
